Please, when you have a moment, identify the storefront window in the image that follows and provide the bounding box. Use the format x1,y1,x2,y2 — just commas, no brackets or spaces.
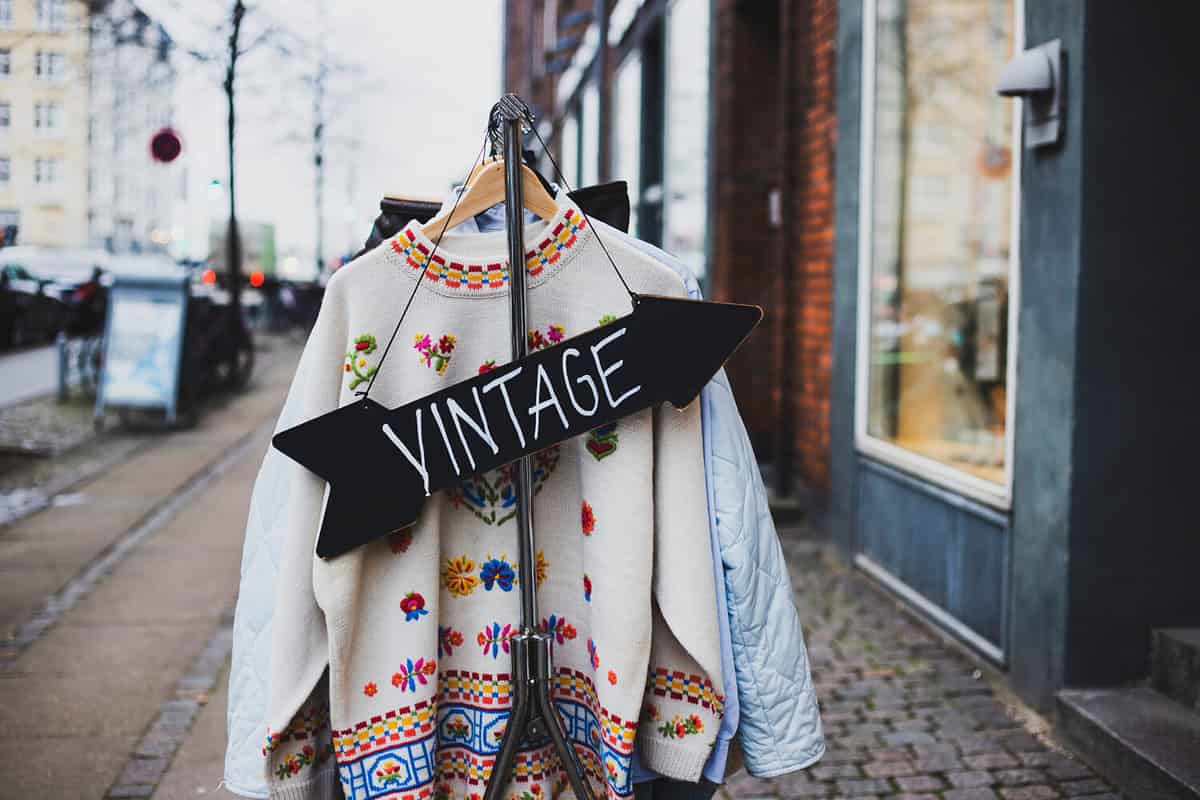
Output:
560,110,579,189
863,0,1017,493
580,83,599,187
664,0,710,278
614,53,642,236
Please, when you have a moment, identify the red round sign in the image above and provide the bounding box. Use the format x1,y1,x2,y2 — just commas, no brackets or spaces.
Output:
150,128,182,163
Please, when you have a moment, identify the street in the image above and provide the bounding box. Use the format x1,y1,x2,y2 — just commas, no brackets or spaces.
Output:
0,344,59,409
0,341,1122,799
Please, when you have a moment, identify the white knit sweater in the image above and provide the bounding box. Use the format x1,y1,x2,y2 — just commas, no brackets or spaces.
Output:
258,196,724,800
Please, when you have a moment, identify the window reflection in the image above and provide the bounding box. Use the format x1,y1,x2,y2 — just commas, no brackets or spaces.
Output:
867,0,1015,485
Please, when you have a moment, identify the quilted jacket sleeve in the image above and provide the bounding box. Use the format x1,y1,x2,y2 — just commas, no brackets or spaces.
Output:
707,368,824,777
226,275,349,798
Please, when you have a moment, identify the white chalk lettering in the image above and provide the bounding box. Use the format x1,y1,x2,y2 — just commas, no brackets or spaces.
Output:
446,388,499,471
528,362,570,440
429,402,461,476
482,367,527,448
590,326,642,408
561,347,599,416
381,411,430,496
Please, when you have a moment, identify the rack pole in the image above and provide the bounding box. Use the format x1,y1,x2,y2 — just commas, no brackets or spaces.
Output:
483,95,596,800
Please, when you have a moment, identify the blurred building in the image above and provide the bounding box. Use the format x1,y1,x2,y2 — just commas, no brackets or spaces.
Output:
504,0,836,498
86,0,178,253
0,0,91,247
506,2,1200,794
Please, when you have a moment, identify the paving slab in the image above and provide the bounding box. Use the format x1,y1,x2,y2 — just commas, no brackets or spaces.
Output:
0,345,297,640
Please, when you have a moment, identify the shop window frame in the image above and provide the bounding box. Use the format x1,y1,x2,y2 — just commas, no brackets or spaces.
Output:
854,0,1025,510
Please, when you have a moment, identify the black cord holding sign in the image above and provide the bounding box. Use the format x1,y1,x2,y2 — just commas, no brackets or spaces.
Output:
270,95,763,800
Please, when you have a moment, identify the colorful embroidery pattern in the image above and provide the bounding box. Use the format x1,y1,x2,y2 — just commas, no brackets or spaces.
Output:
598,313,619,326
478,622,516,659
540,614,577,645
439,626,464,658
647,668,725,715
581,501,596,536
527,324,565,350
274,743,332,780
587,638,600,669
336,669,635,798
400,591,429,621
658,714,705,739
535,550,549,587
480,554,517,591
364,681,378,697
414,332,457,376
333,699,436,759
586,422,620,460
390,207,587,294
345,334,379,390
262,695,330,756
583,574,592,602
608,670,618,686
442,555,479,597
391,657,437,692
451,446,560,526
389,527,414,554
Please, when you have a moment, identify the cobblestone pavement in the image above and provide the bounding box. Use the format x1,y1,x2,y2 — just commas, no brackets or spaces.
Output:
719,537,1123,800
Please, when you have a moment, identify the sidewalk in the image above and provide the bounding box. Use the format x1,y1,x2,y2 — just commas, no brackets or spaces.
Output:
0,337,302,799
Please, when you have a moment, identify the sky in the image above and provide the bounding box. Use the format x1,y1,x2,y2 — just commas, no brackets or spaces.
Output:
141,0,503,273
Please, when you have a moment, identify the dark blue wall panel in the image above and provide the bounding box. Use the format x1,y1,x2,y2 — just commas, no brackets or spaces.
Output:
856,460,1009,654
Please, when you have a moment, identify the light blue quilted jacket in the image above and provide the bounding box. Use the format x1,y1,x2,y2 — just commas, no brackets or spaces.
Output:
617,231,824,778
223,218,822,797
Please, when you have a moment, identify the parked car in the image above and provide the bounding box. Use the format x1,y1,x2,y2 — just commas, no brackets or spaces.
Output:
0,246,111,337
0,261,65,348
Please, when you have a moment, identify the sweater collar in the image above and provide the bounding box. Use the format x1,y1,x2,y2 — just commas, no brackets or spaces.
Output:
385,196,591,297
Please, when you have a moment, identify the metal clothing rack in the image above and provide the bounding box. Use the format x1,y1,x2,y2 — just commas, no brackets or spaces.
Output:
483,94,597,800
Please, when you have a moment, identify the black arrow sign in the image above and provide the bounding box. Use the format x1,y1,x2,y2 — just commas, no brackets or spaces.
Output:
272,294,762,559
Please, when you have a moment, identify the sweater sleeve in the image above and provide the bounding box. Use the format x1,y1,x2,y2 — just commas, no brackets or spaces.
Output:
256,276,349,798
636,399,726,782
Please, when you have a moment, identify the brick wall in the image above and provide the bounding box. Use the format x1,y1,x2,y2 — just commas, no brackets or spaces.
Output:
791,0,838,489
710,0,837,491
505,0,838,493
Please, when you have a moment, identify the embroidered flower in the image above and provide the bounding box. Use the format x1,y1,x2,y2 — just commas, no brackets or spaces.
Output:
415,331,456,375
442,555,479,597
376,759,405,785
547,324,564,343
391,657,436,692
540,615,577,645
581,501,595,536
274,743,330,780
363,681,378,697
608,670,618,685
587,637,600,669
434,782,453,800
583,574,592,602
528,328,546,350
478,360,496,375
644,703,659,721
388,528,414,554
345,334,379,390
480,554,517,592
658,714,704,739
586,422,619,460
535,550,549,587
478,622,515,658
400,591,428,621
598,313,619,326
439,626,464,658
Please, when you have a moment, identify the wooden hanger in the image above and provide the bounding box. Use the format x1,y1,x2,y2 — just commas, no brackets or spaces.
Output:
420,158,559,238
